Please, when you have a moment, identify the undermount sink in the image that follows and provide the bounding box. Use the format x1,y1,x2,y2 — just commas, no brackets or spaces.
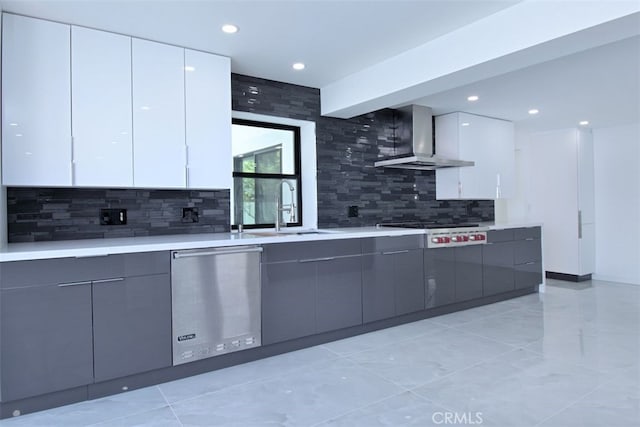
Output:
245,230,336,237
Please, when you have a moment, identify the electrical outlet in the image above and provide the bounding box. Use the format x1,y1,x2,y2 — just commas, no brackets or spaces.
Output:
100,208,127,225
182,207,199,223
348,205,359,218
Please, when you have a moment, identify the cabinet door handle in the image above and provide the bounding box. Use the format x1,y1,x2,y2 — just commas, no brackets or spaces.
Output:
173,247,263,259
58,280,92,288
299,256,336,263
578,210,583,239
382,250,409,255
92,277,125,285
525,262,536,265
71,136,76,185
525,238,534,241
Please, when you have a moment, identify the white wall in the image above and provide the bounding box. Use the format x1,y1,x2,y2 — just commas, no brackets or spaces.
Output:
592,123,640,285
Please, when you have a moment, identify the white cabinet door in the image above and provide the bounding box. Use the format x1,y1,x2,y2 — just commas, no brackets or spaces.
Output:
132,39,186,188
577,129,595,224
456,113,497,199
72,27,133,187
2,14,71,186
435,112,514,200
184,49,231,189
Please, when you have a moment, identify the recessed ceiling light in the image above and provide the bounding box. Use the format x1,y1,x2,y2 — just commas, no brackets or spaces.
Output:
579,120,590,126
528,109,539,115
184,66,195,72
461,122,470,127
221,24,238,34
9,122,18,126
292,62,305,70
467,95,479,102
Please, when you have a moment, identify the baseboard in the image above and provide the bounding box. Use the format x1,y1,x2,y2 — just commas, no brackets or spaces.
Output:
545,271,592,282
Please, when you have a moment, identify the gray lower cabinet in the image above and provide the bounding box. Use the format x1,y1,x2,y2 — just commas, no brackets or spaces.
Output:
424,245,483,307
261,262,316,345
514,228,543,290
454,246,483,302
0,252,171,402
92,274,171,382
424,247,455,308
482,227,542,295
482,229,516,297
262,239,363,345
316,256,363,333
0,282,94,402
362,239,424,323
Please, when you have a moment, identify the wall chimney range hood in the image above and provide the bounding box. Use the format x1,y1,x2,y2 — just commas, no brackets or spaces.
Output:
374,105,474,170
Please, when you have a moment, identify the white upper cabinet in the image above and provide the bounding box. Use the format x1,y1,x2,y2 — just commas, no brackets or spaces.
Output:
72,27,133,187
132,39,186,188
435,112,515,200
2,14,72,186
184,49,232,189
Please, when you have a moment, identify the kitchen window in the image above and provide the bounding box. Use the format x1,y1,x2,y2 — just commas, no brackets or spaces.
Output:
231,119,302,229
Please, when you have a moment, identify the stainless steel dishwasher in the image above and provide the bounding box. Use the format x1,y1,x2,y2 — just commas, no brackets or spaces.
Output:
171,246,262,365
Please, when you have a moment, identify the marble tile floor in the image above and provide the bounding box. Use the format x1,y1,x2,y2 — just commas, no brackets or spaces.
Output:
1,278,638,427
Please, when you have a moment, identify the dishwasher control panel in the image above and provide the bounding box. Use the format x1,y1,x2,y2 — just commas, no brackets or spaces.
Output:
176,334,261,364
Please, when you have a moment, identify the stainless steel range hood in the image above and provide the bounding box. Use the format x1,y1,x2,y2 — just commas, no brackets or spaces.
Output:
374,105,474,170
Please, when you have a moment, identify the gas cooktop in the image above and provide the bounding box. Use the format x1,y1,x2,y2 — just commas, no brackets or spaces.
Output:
377,221,480,229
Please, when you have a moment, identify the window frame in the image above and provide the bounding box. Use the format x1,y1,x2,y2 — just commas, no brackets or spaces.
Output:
231,118,303,230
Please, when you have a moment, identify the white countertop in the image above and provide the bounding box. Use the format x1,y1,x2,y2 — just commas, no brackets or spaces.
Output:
0,222,542,262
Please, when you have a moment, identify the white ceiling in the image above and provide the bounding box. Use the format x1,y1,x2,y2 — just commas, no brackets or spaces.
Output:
1,0,639,132
414,35,640,132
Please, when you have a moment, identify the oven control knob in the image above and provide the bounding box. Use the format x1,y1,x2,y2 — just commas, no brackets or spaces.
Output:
462,235,469,242
443,237,451,243
479,234,486,240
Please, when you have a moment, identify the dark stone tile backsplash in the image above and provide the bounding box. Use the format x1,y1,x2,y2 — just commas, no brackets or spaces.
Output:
7,188,230,242
232,74,494,228
6,73,492,242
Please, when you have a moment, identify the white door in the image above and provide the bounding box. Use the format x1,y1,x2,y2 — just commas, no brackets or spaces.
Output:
132,39,186,188
72,27,133,187
2,14,71,186
184,49,231,189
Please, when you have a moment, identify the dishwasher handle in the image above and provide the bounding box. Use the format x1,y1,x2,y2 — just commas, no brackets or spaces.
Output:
172,247,263,259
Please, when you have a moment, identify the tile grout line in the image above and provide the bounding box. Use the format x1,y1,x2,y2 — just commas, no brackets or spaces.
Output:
532,380,611,427
158,386,185,427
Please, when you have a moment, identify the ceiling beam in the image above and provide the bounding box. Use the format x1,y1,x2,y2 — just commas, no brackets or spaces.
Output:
320,1,640,119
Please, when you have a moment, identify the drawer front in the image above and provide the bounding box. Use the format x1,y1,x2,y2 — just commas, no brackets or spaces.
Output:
513,227,541,240
483,241,515,267
124,251,170,276
0,251,170,289
262,238,362,263
487,229,514,243
1,255,124,289
361,235,424,254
